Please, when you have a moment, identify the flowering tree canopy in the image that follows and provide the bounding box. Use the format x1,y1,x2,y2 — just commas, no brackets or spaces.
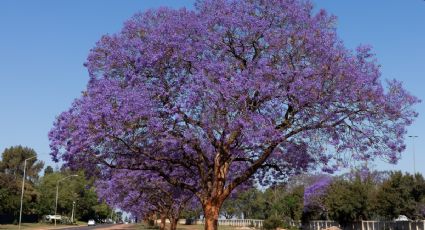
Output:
49,0,418,229
303,176,332,216
96,170,196,230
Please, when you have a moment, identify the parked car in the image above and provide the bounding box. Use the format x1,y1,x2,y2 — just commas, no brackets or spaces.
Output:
43,215,61,222
394,215,410,221
88,219,96,226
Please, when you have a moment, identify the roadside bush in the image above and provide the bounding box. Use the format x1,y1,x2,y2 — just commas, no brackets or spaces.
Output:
263,216,284,230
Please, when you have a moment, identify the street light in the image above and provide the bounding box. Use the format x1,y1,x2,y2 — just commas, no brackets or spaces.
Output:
55,175,78,226
408,135,418,175
71,201,76,223
18,156,36,230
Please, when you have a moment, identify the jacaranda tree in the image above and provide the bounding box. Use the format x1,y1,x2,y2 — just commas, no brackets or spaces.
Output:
49,0,419,229
96,170,196,230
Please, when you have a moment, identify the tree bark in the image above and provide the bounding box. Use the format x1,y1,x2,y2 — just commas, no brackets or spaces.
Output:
203,202,221,230
159,214,166,230
169,218,179,230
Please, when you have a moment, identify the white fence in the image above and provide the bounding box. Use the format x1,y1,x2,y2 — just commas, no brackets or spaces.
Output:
306,220,340,230
305,220,425,230
219,219,264,228
357,220,425,230
194,219,264,228
154,219,188,224
155,219,425,229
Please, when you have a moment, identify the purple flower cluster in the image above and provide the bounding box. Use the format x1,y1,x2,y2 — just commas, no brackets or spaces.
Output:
304,176,332,211
96,170,197,222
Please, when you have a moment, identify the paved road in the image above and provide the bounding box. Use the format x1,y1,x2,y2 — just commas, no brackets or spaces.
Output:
59,224,136,230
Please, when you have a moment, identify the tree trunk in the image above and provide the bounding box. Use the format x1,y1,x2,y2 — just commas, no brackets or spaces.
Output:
159,214,166,230
203,203,220,230
202,154,232,230
169,218,179,230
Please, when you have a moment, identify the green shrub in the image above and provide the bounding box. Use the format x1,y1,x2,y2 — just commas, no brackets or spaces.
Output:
263,216,284,230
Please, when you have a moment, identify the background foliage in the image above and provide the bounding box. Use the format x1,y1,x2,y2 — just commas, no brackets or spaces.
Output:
0,146,117,224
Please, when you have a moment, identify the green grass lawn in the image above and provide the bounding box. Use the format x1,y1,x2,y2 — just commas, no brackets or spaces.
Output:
0,223,53,229
0,222,81,229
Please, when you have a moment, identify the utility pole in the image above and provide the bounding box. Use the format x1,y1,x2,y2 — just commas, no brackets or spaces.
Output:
409,135,418,175
110,209,114,223
71,201,76,223
55,175,78,226
19,156,36,230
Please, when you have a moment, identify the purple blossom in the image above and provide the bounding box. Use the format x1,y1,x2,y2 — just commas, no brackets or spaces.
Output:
96,170,197,225
304,176,332,211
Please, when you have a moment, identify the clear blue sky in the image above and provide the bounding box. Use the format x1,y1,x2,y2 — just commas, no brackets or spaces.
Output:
0,0,424,175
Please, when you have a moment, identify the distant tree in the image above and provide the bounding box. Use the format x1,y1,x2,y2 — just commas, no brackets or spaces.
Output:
0,146,44,181
374,171,425,220
115,211,123,222
0,146,43,222
35,172,61,217
302,176,332,221
35,170,103,221
324,175,376,226
235,188,266,219
263,184,304,228
220,183,304,224
281,186,304,222
221,196,241,219
412,174,425,219
44,166,54,175
0,173,21,216
92,202,112,220
96,170,196,230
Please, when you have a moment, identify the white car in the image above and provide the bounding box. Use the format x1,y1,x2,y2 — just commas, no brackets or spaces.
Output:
44,215,61,221
394,215,410,221
88,219,96,226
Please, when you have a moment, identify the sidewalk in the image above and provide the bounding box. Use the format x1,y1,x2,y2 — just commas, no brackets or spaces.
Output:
93,224,137,230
